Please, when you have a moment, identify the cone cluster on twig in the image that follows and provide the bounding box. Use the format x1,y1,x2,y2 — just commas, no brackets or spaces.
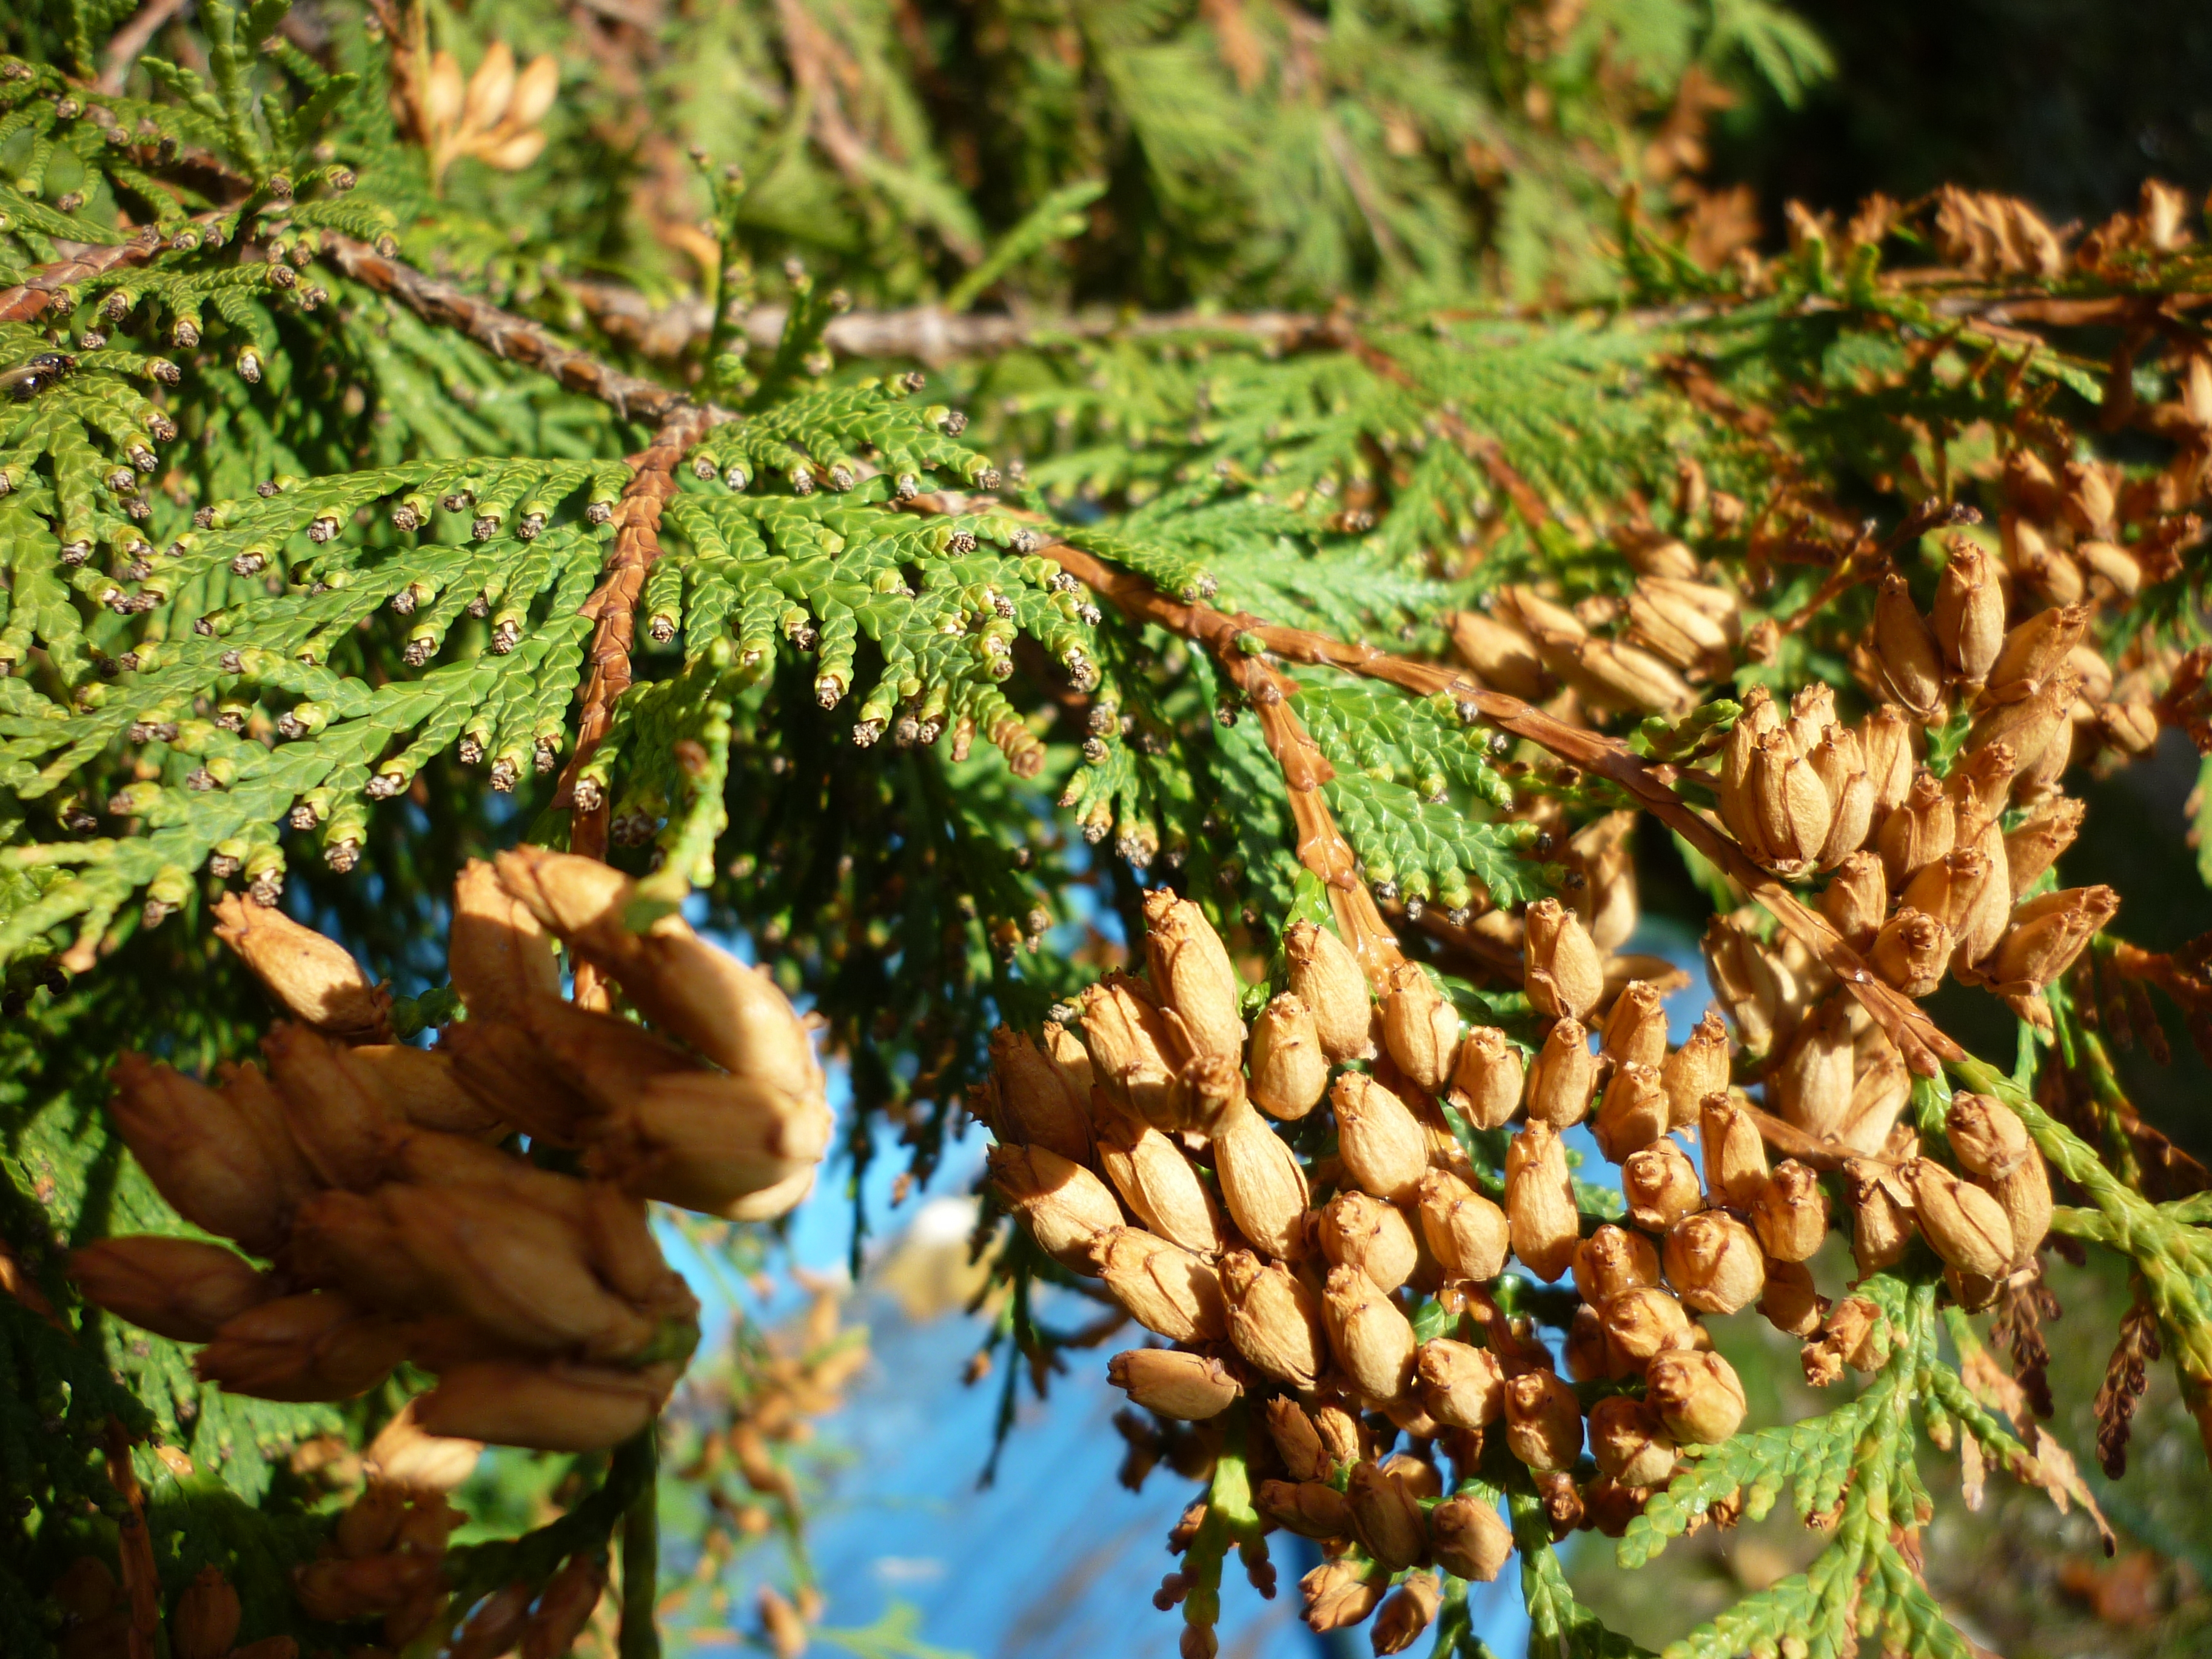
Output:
73,852,830,1452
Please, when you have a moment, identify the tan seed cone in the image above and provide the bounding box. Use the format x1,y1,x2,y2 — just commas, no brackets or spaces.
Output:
1429,1496,1513,1583
1095,1110,1225,1256
1748,729,1833,873
1811,726,1876,869
261,1023,408,1191
519,1552,607,1659
1986,885,2120,994
1106,1348,1242,1419
1450,608,1550,699
987,1027,1092,1164
2003,799,2085,898
1344,1460,1429,1569
581,1068,833,1219
1945,745,2019,845
1623,1139,1703,1233
363,1400,485,1495
1331,1073,1429,1201
106,1053,315,1255
1932,538,2005,681
1301,1559,1389,1634
1506,1122,1577,1282
1142,889,1245,1061
1945,1093,2032,1177
1600,1284,1693,1364
1262,1397,1331,1481
1285,920,1376,1062
1526,1017,1597,1128
1323,1263,1418,1403
173,1566,241,1659
1872,573,1946,719
1311,1396,1368,1467
1565,1301,1619,1382
214,893,390,1041
1900,1158,2016,1276
449,859,563,1025
1213,1105,1312,1260
1248,993,1330,1120
1877,770,1957,888
1773,997,1854,1142
440,1019,601,1146
1415,1336,1504,1429
1646,1349,1746,1445
1503,1369,1583,1471
987,1142,1124,1273
1255,1478,1355,1540
195,1291,407,1403
1042,1020,1095,1104
343,1045,506,1139
1700,1091,1767,1207
1840,1041,1912,1156
1701,913,1801,1057
1523,899,1604,1021
1820,853,1888,952
1415,1168,1509,1283
1986,603,2088,704
1221,1252,1327,1387
1588,1395,1678,1487
1080,974,1184,1127
1858,705,1916,819
289,1188,446,1309
69,1236,274,1344
1569,811,1641,954
1572,1224,1660,1307
1593,1062,1669,1163
1843,1158,1914,1275
1371,1575,1443,1657
1600,982,1669,1069
504,993,702,1118
1449,1025,1525,1130
1749,1161,1829,1262
1664,1211,1767,1315
1382,962,1462,1091
1758,1258,1826,1338
291,1551,441,1624
415,1357,675,1452
1171,1051,1250,1138
1661,1011,1732,1129
1968,668,2082,778
1095,1227,1228,1343
1872,907,1953,998
1318,1188,1418,1290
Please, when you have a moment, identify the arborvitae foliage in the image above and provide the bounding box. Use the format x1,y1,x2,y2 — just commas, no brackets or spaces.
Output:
4,2,2212,1657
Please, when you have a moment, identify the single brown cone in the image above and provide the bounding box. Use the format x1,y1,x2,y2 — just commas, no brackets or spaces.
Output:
1759,1258,1826,1338
416,1358,677,1451
1107,1349,1242,1419
1346,1460,1429,1569
1844,1159,1913,1275
1749,1161,1829,1262
1262,1398,1332,1482
1324,1263,1419,1403
1430,1496,1513,1582
1646,1349,1746,1444
1221,1251,1327,1387
1332,1073,1429,1202
1623,1139,1703,1233
106,1054,317,1256
1871,907,1952,998
1932,539,2005,682
1871,574,1946,720
1451,608,1550,699
1664,1211,1766,1315
1416,1337,1505,1429
1142,889,1246,1061
1249,994,1330,1120
1877,771,1956,889
1170,1052,1248,1138
261,1022,406,1191
1506,1122,1577,1282
215,893,390,1041
2001,800,2083,902
1587,1396,1678,1487
345,1045,505,1139
1319,1189,1419,1291
1094,1227,1228,1343
1661,1011,1732,1130
1861,705,1916,814
1094,1111,1225,1256
1079,976,1182,1127
1525,1017,1597,1128
1213,1105,1312,1260
1986,885,2120,994
1416,1168,1509,1283
1523,900,1604,1021
1594,1062,1669,1163
363,1400,484,1493
1572,1224,1660,1306
196,1292,407,1403
449,859,563,1025
1773,997,1855,1142
1600,982,1669,1069
440,1018,600,1146
172,1565,241,1659
1449,1025,1524,1130
1371,1574,1444,1656
986,1027,1091,1164
1820,853,1888,952
1256,1478,1355,1540
1987,604,2088,705
1285,921,1376,1061
987,1142,1124,1273
292,1552,441,1623
1601,1284,1694,1364
1811,725,1875,869
520,1551,608,1659
1700,1090,1767,1207
1382,962,1462,1092
1503,1369,1583,1471
69,1236,275,1344
1301,1560,1389,1634
1900,1158,2016,1276
581,1067,833,1221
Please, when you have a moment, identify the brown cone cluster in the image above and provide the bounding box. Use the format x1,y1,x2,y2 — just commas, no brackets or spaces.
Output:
73,852,831,1451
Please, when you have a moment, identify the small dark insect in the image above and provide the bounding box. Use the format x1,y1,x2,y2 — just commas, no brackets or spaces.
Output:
1,353,77,401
